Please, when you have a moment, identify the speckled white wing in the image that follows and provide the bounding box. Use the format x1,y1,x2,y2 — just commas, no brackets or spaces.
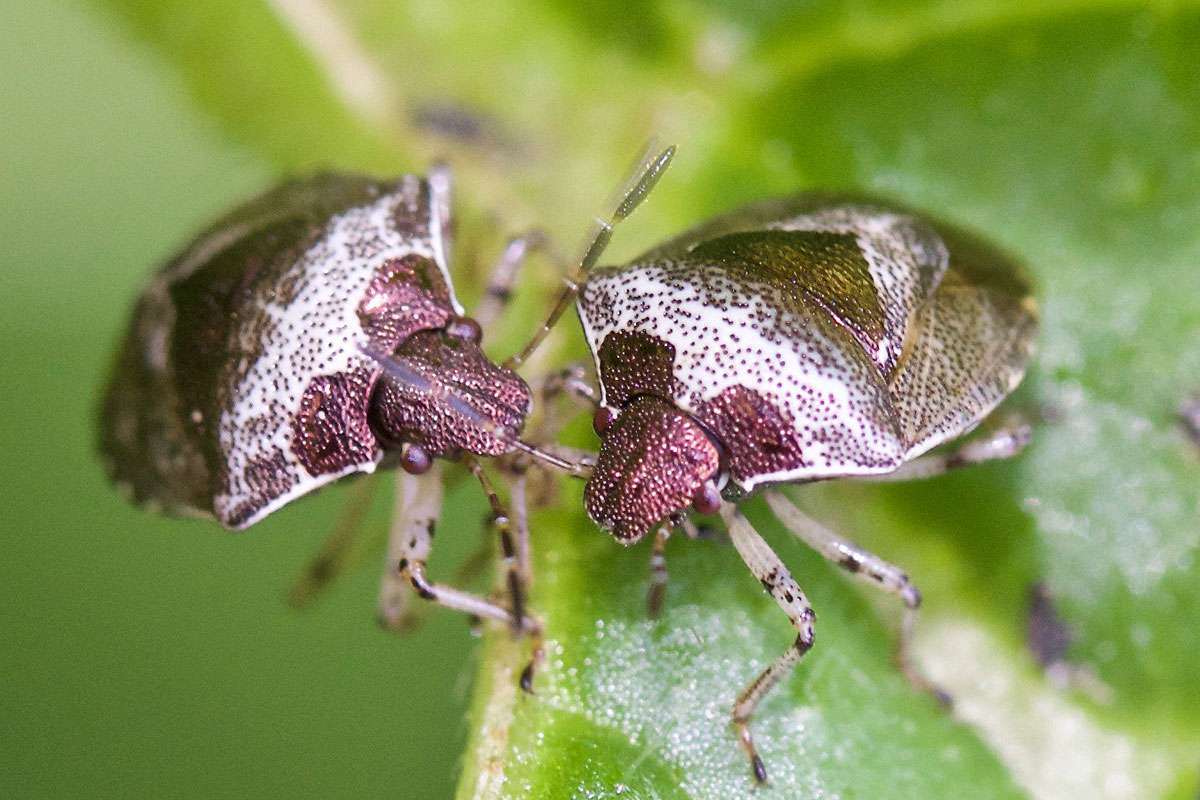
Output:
580,261,908,488
214,187,454,528
100,174,463,530
641,196,949,376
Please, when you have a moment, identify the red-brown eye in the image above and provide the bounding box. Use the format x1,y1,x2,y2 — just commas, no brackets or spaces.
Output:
446,315,483,343
593,407,614,435
692,482,722,514
400,443,432,475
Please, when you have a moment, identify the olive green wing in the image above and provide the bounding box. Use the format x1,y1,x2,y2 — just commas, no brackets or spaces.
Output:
641,193,950,377
887,225,1037,457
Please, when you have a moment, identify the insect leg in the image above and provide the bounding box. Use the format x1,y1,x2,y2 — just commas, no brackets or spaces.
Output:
288,475,378,609
526,363,599,466
858,422,1032,482
385,466,449,629
540,362,599,410
509,465,533,581
531,362,600,503
472,232,554,332
646,523,671,618
507,465,545,691
463,456,528,632
463,456,545,692
764,491,948,703
392,464,535,633
720,505,816,785
378,468,441,630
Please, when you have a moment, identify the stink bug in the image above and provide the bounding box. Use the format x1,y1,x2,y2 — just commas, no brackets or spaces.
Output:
97,170,579,680
515,181,1037,782
97,156,674,688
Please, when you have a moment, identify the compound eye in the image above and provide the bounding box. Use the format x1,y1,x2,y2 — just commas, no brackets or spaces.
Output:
691,481,722,515
446,315,483,343
400,443,433,475
592,407,615,435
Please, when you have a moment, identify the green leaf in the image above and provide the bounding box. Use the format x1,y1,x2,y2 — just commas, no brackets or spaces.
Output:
79,1,1200,797
459,499,1027,799
97,0,401,172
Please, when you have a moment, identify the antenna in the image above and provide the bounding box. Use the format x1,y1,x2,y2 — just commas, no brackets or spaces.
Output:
361,344,591,478
504,141,676,370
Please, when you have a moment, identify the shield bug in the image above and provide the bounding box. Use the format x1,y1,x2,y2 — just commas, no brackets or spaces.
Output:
97,170,582,680
97,154,675,688
517,185,1037,782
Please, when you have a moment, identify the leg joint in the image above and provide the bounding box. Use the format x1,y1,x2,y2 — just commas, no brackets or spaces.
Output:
401,561,438,601
410,577,437,601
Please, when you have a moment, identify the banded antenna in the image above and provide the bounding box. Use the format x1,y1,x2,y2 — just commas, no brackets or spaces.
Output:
361,344,591,478
504,141,676,369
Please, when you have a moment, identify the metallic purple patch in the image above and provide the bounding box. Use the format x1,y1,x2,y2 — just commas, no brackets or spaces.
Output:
292,369,378,477
369,330,531,458
586,396,720,543
695,384,807,485
597,330,682,408
357,253,454,346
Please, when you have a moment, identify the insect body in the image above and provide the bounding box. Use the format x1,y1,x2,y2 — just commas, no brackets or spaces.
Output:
98,171,548,666
98,149,678,691
573,194,1037,782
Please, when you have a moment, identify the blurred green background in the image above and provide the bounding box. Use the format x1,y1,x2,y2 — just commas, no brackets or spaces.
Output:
3,2,1199,799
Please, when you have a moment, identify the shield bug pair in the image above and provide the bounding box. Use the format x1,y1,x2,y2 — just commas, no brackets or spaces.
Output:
97,164,669,686
513,178,1038,782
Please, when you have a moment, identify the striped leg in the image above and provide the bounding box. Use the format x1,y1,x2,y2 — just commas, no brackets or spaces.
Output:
646,523,671,618
464,456,528,634
391,464,533,633
471,233,545,331
763,491,947,702
721,505,816,785
377,469,439,630
506,467,544,691
463,456,545,692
